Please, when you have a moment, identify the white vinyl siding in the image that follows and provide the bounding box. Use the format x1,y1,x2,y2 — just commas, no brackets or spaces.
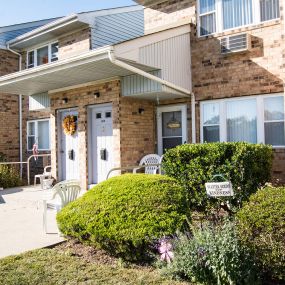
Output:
201,94,285,147
27,119,50,151
29,93,50,111
198,0,280,36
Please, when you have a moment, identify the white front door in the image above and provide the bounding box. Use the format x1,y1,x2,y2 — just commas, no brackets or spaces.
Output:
157,105,188,155
90,105,113,184
59,109,79,181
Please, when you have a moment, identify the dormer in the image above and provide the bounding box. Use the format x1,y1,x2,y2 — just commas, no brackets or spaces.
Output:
6,5,144,70
7,14,93,69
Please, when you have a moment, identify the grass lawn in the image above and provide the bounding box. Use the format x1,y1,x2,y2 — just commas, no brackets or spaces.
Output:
0,247,189,285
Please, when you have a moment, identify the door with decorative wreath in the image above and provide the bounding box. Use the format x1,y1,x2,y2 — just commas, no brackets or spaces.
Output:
59,109,79,181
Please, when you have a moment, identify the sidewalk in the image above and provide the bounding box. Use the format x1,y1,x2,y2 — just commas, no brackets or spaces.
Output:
0,185,64,258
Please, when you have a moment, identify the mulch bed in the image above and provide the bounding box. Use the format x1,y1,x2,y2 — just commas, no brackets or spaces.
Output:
54,239,118,266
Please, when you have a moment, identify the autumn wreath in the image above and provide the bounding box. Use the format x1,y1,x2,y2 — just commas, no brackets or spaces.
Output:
62,115,77,136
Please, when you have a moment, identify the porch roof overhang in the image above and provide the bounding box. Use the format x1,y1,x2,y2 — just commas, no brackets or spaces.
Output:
0,46,189,99
7,14,91,50
0,47,153,96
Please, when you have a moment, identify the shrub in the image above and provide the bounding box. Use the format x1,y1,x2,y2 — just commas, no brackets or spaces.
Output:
57,174,190,261
167,222,260,285
162,142,272,213
237,187,285,281
0,153,21,189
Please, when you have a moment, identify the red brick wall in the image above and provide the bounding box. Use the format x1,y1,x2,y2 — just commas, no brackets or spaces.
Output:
50,80,121,189
119,97,155,166
0,49,20,161
49,80,156,189
58,28,91,60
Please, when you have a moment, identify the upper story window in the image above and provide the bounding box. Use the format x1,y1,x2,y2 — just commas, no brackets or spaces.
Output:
198,0,280,36
201,94,285,147
199,0,216,36
27,42,59,69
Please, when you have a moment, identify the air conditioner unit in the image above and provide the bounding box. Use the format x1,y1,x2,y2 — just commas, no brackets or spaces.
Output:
220,33,250,54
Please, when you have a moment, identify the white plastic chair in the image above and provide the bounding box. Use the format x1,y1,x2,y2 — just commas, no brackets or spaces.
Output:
43,180,81,234
133,154,161,174
159,155,164,175
34,165,52,189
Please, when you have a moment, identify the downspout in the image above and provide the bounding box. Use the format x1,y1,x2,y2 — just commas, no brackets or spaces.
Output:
7,44,23,178
191,92,196,144
107,49,191,96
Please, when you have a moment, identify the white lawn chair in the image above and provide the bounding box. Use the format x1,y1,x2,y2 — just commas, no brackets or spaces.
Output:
159,155,164,175
43,180,81,234
133,154,161,174
34,165,52,188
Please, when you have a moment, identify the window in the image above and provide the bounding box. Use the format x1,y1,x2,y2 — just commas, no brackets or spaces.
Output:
51,42,59,62
201,94,285,147
27,42,58,69
27,51,35,69
264,96,285,145
226,99,257,143
199,0,216,36
27,119,50,151
222,0,253,30
202,102,220,142
37,46,49,66
198,0,280,36
105,112,112,118
260,0,280,22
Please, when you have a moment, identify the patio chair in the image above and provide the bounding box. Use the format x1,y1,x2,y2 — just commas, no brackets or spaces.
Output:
133,154,161,175
43,180,81,234
159,155,164,175
34,165,52,188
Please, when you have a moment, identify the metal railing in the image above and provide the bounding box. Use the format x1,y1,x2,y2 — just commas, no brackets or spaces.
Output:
0,154,51,185
106,164,162,180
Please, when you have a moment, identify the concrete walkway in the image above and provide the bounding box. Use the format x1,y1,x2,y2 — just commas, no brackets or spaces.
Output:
0,185,66,258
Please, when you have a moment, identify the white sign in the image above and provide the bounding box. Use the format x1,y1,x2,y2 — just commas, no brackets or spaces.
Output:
205,181,234,197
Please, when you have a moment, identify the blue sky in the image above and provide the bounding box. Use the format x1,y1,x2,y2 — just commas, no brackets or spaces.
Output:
1,0,136,27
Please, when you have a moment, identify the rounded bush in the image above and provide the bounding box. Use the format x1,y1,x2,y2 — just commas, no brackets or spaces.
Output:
57,174,189,260
237,187,285,280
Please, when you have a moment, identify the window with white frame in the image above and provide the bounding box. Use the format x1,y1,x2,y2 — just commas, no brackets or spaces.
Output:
27,119,50,151
199,0,216,36
27,42,58,69
201,94,285,147
198,0,280,36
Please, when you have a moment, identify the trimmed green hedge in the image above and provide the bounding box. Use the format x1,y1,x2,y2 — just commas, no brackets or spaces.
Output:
162,142,273,213
237,187,285,281
57,174,190,261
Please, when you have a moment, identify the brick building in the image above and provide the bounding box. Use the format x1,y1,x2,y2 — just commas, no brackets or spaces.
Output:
0,1,284,189
135,0,285,183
